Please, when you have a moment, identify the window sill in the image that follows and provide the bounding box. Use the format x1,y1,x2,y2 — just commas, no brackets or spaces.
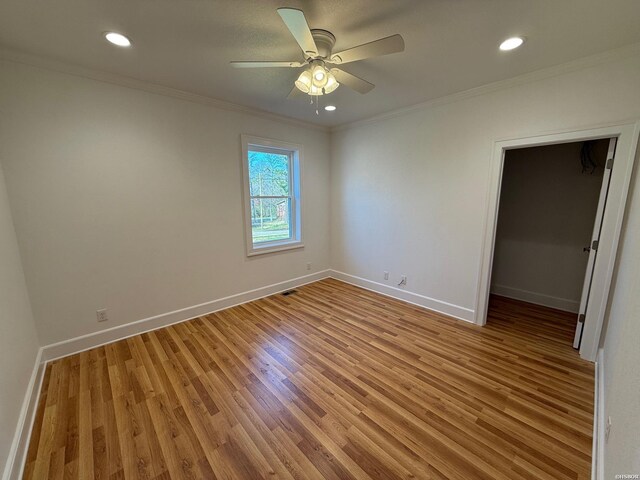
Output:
247,241,304,257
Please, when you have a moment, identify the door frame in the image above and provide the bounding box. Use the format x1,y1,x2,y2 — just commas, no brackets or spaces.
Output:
475,121,640,361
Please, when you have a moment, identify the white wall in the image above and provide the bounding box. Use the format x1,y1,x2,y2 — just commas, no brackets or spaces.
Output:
331,52,640,320
600,151,640,478
0,162,39,475
491,141,606,312
0,60,331,346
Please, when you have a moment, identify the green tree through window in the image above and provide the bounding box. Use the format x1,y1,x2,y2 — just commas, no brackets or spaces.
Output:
248,151,292,244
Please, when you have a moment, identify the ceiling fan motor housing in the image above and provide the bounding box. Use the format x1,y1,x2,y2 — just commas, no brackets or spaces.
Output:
310,29,336,59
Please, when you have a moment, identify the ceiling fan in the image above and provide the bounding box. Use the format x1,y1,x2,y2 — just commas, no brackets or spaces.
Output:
230,7,405,98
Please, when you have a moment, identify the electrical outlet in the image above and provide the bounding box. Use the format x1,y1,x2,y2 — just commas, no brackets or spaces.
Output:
384,271,389,280
96,309,108,323
306,262,312,271
399,275,407,286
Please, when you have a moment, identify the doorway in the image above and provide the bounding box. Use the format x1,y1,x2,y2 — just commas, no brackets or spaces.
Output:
475,123,640,361
488,139,612,349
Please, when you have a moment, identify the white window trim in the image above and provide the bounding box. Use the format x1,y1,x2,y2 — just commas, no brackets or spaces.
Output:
241,135,303,256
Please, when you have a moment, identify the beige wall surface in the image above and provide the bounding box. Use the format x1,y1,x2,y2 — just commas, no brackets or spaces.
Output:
600,154,640,478
331,53,640,316
0,162,39,476
0,60,331,346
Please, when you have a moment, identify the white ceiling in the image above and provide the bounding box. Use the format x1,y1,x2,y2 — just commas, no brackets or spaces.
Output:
1,0,640,127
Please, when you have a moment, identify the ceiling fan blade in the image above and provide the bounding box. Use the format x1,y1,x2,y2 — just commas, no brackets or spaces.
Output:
277,8,318,57
332,68,374,94
330,34,405,64
230,61,303,68
287,85,305,99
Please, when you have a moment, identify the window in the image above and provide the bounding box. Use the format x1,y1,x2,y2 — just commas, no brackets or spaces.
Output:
241,135,303,256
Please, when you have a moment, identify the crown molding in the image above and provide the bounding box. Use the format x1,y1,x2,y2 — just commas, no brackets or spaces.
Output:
0,47,329,133
331,42,640,133
3,42,640,135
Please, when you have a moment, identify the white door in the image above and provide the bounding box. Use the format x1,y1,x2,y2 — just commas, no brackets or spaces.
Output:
573,137,617,349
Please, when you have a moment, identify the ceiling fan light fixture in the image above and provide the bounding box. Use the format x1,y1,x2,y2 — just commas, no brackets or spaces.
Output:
308,84,323,95
323,72,339,94
295,67,339,95
295,70,312,93
311,64,329,88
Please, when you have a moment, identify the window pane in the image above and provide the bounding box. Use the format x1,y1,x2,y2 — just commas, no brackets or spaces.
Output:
251,197,291,244
248,151,289,197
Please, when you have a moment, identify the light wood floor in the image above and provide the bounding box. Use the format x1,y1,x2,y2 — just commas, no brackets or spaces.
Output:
24,279,594,480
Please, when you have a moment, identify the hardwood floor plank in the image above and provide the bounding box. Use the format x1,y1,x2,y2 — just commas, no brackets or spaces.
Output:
24,279,594,479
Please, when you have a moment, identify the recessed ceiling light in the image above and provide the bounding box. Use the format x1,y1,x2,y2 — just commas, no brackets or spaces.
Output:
499,37,525,51
104,32,131,47
324,105,336,111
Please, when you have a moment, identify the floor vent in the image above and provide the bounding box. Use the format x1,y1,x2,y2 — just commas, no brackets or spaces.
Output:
281,290,298,296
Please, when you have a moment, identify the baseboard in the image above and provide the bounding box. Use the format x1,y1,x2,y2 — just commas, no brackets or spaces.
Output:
491,284,579,313
2,348,46,480
41,269,331,362
592,348,605,480
330,270,475,323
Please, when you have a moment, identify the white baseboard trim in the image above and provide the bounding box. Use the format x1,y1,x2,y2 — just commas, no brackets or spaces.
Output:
329,270,475,323
592,348,605,480
491,284,579,313
41,270,331,362
2,348,46,480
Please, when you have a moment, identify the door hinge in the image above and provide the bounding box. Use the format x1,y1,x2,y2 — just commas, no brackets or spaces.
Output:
592,239,599,251
578,313,586,324
606,157,614,169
